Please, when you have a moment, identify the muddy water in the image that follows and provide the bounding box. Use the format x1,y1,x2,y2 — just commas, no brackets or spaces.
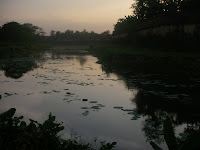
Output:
0,49,196,150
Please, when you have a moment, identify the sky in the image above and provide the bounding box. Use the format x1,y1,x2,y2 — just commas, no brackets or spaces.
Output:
0,0,134,34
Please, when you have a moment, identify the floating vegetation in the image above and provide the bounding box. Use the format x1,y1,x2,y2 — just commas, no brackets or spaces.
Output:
4,93,13,97
113,106,123,109
41,91,51,94
122,109,135,112
156,130,164,135
65,100,73,103
81,107,90,110
82,110,89,116
97,104,105,107
91,106,100,110
90,101,98,103
52,90,60,93
146,121,156,126
27,93,34,95
127,112,137,115
131,117,138,120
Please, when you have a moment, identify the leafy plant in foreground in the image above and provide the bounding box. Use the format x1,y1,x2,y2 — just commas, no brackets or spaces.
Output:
0,108,116,150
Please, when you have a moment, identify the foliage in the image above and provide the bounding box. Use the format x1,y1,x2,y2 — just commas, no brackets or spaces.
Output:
113,0,200,39
132,0,182,20
132,0,200,20
0,22,45,42
113,15,137,36
0,108,116,150
99,142,117,150
148,117,200,150
49,29,111,41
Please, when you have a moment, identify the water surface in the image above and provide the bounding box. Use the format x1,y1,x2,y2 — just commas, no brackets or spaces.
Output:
0,48,198,150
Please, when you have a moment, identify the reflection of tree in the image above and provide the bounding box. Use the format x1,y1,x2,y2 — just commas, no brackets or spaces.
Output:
134,91,200,149
77,56,87,67
0,61,38,79
135,91,200,124
97,50,200,149
51,52,62,60
142,117,165,144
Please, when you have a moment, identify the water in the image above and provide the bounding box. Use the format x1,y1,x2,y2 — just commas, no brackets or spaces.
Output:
0,49,199,150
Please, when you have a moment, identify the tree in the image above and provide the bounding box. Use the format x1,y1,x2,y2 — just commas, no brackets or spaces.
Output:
131,0,188,20
1,22,24,42
0,22,45,42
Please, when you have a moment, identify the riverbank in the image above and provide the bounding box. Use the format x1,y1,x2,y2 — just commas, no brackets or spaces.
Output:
89,44,200,110
0,42,50,58
90,44,200,78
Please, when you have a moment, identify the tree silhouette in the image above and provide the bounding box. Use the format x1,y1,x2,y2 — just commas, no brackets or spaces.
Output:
0,22,45,42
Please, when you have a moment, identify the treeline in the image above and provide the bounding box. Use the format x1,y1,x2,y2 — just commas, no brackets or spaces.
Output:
113,0,200,36
0,21,112,42
0,22,45,42
49,29,111,41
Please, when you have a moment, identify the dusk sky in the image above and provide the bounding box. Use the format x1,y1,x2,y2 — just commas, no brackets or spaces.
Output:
0,0,133,34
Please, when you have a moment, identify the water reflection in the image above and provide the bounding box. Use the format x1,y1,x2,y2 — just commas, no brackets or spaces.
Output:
0,60,38,79
0,49,200,149
77,56,88,67
100,55,200,149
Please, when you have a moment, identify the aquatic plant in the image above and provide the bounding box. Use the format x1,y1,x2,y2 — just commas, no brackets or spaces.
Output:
0,108,116,150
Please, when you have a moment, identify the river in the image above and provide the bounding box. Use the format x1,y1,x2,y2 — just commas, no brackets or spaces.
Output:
0,46,199,150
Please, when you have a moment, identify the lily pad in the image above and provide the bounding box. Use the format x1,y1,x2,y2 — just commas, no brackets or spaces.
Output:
52,90,60,93
156,130,164,135
4,93,13,96
81,107,90,110
42,91,51,94
82,110,89,116
131,117,138,120
146,121,156,126
135,114,141,117
127,112,137,115
179,133,189,137
135,115,141,118
91,106,100,109
113,106,123,109
97,104,105,107
123,109,135,112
